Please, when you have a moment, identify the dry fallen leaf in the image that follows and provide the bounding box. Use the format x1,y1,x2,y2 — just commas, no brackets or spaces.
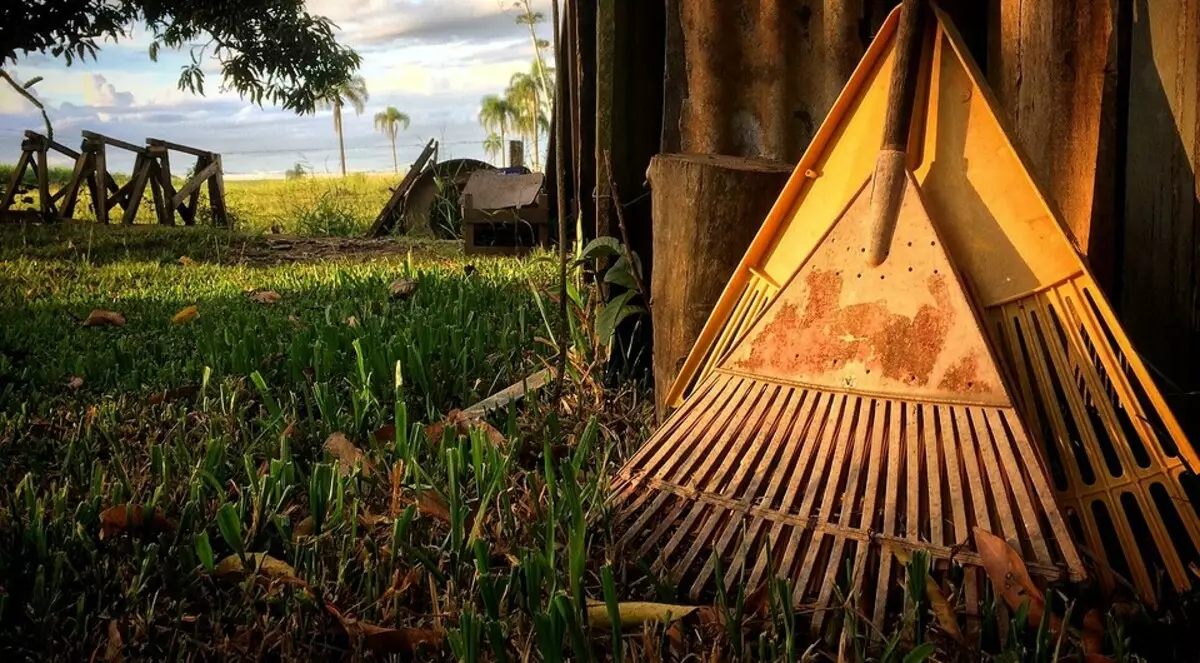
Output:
293,516,316,541
389,278,419,300
106,620,124,663
216,553,300,583
885,542,962,641
99,504,175,539
345,315,359,328
171,305,199,325
147,385,198,406
323,432,376,477
83,309,126,327
326,604,445,654
1082,609,1109,659
587,602,697,631
424,409,506,446
67,376,84,390
975,527,1057,632
178,256,195,266
250,290,281,305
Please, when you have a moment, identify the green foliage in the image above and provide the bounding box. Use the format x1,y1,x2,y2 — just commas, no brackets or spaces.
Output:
4,0,361,114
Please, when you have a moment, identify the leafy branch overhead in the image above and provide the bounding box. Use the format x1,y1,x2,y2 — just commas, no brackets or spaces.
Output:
1,0,362,115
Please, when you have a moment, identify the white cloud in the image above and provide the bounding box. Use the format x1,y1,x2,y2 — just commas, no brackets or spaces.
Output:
83,74,136,108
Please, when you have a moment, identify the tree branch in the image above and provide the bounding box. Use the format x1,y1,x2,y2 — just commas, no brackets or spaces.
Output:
0,69,53,141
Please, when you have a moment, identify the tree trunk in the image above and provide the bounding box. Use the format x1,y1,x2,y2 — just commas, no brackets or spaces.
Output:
648,153,793,418
391,136,398,173
335,104,347,177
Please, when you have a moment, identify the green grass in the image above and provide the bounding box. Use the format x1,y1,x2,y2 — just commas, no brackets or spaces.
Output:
1,169,398,236
0,224,1185,661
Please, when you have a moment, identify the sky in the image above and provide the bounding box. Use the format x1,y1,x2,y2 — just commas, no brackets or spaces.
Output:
0,0,552,178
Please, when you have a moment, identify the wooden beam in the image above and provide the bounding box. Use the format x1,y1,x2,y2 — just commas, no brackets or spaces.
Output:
146,137,215,158
60,154,92,219
121,154,152,224
0,150,31,215
81,130,148,155
170,161,219,208
367,138,437,236
23,131,81,159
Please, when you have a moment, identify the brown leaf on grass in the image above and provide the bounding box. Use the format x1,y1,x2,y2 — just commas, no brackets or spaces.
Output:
974,527,1058,632
345,315,359,328
83,309,126,327
375,424,396,444
147,385,198,406
323,432,376,477
171,305,199,324
389,278,419,300
99,504,175,539
106,620,124,663
1082,609,1109,659
327,603,444,654
415,489,452,523
884,542,962,642
249,290,281,305
293,516,315,540
587,602,698,630
67,376,84,390
424,409,506,446
360,622,445,654
216,553,301,585
178,256,195,266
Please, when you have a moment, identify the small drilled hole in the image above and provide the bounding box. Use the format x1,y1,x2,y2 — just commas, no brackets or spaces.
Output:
865,369,871,375
857,273,862,278
933,269,939,274
930,241,936,246
880,275,885,280
907,241,912,247
907,267,913,272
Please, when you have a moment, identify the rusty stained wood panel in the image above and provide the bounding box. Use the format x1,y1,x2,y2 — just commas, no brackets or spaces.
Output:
986,0,1113,256
1119,0,1200,429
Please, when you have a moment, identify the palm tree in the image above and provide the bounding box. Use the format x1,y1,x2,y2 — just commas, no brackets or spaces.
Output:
478,95,514,167
373,106,411,173
483,133,504,165
506,72,541,171
315,75,369,176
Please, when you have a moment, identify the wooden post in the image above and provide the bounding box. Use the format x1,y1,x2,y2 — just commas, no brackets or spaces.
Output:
91,140,108,224
647,153,793,418
508,140,525,169
35,143,52,220
0,150,31,216
208,154,228,226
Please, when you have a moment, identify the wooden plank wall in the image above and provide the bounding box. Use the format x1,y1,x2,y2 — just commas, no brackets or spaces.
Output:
1118,0,1200,425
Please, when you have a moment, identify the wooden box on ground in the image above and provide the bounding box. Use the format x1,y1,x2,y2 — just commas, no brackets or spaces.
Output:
460,171,549,255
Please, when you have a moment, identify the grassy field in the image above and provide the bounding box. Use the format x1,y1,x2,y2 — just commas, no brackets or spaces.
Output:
0,223,1189,661
1,166,397,236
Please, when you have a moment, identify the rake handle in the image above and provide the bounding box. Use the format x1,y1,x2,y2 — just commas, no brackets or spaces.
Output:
866,0,927,267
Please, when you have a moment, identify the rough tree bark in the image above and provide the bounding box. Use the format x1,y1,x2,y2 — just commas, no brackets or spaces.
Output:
648,153,793,418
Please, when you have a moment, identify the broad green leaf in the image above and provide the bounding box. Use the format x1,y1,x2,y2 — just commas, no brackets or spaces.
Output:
578,236,622,262
595,290,643,347
902,643,936,663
